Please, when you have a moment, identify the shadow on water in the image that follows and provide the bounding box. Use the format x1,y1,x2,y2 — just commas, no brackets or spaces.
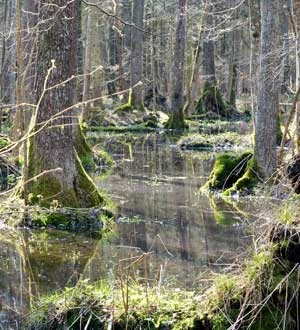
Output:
0,132,254,329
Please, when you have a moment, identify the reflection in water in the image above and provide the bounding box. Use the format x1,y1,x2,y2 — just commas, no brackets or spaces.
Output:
0,133,252,329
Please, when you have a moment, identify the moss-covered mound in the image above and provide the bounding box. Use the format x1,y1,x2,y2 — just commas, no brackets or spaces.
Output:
204,151,253,190
22,207,114,235
178,132,252,151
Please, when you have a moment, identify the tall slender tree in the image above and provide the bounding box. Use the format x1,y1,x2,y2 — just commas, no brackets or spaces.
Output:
130,0,145,110
165,0,187,129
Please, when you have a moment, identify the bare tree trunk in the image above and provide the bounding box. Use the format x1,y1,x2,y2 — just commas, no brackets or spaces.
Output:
293,0,300,150
0,0,8,132
227,4,241,108
195,1,226,118
248,0,261,117
184,3,206,116
280,0,290,95
254,0,281,179
130,0,145,110
12,0,25,153
27,0,102,208
165,0,187,129
82,3,93,122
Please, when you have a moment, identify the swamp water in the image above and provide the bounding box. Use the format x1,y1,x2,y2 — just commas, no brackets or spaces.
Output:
0,133,254,329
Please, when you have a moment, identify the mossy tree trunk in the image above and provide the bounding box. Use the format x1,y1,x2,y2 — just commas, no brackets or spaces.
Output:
26,0,102,208
254,0,282,179
165,0,187,129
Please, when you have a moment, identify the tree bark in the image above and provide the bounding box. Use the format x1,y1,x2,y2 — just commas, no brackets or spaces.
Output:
130,0,145,110
195,1,226,118
26,0,102,208
82,2,94,122
254,0,281,179
165,0,187,129
184,3,207,116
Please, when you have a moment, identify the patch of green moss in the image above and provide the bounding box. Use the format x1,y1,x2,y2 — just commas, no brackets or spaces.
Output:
80,154,96,171
74,127,97,172
27,173,68,208
97,149,115,169
74,152,103,207
117,89,145,112
223,158,258,196
164,112,188,130
204,151,252,190
33,212,71,227
0,137,9,149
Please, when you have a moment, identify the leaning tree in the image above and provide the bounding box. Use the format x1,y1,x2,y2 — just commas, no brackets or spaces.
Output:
26,0,102,208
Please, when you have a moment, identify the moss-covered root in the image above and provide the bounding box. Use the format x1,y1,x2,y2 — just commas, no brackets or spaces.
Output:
223,158,259,196
204,151,252,191
195,82,227,118
27,155,103,208
117,89,145,112
164,112,188,130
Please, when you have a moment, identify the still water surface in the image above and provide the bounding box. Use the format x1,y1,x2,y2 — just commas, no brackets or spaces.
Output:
0,133,253,329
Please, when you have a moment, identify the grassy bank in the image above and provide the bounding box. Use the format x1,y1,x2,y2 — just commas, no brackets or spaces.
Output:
26,208,300,329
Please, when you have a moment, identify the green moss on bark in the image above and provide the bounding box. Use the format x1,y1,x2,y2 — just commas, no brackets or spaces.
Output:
74,151,103,207
223,157,259,196
195,82,227,118
204,151,252,190
117,89,145,112
164,113,188,130
26,136,103,208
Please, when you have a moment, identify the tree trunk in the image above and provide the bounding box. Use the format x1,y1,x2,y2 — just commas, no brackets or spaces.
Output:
254,0,281,179
130,0,145,110
227,3,241,108
293,0,300,150
165,0,187,129
26,0,102,208
195,1,226,118
0,0,8,132
82,3,94,122
184,3,207,116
